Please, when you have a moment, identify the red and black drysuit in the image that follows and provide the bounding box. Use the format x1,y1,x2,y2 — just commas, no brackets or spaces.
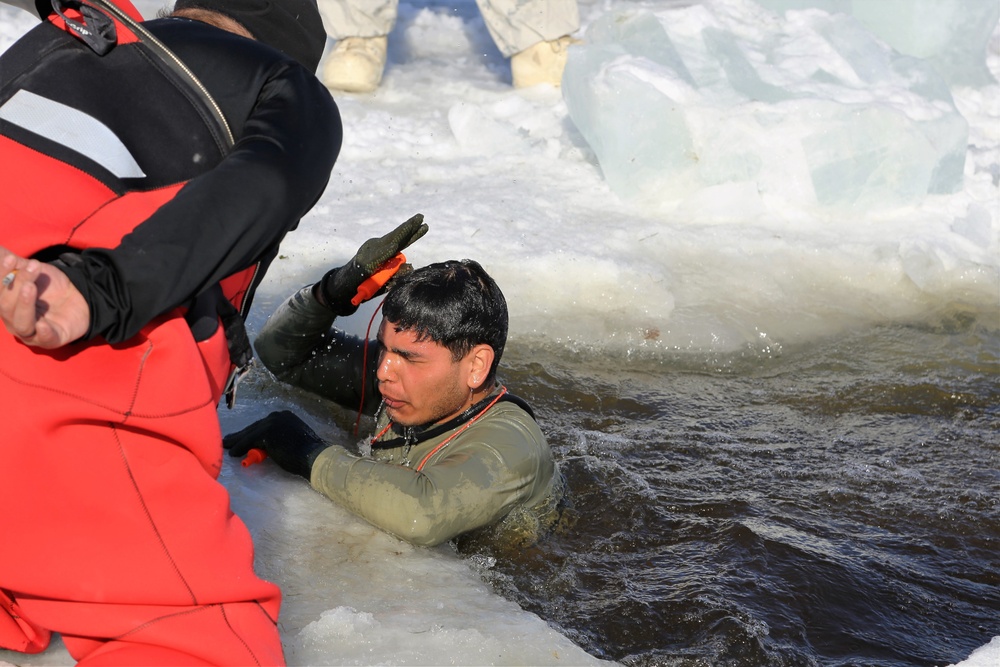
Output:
0,0,341,663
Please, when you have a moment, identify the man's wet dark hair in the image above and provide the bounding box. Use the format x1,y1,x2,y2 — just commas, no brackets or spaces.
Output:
382,259,508,382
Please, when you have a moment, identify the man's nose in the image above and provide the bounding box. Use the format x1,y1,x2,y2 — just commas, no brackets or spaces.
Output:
376,353,395,382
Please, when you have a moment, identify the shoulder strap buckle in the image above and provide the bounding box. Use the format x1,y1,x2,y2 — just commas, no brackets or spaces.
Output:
223,357,254,409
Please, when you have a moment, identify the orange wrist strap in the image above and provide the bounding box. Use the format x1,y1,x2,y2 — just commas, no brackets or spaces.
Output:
351,253,406,306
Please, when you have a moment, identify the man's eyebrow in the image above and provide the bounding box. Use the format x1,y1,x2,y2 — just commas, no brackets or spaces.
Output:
390,345,420,361
377,336,421,361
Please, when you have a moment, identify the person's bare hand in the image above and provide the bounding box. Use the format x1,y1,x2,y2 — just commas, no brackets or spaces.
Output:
1,248,91,349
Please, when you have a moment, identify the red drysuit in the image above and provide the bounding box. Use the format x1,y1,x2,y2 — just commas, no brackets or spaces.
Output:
0,0,340,662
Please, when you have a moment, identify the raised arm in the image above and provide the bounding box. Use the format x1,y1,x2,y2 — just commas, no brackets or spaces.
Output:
254,215,428,412
254,285,377,412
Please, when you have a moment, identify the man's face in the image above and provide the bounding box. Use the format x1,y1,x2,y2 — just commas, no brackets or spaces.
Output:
375,319,474,427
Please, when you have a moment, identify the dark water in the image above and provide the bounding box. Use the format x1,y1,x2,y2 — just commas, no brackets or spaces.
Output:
462,308,999,666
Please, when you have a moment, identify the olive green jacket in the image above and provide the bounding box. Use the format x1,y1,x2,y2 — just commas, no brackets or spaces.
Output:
255,286,559,547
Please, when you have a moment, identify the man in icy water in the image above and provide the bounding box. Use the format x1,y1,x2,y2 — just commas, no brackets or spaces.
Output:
225,216,563,548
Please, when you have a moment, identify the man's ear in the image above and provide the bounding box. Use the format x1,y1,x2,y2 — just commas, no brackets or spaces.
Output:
466,344,495,390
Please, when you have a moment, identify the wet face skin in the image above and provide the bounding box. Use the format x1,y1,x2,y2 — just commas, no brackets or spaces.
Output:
375,319,494,427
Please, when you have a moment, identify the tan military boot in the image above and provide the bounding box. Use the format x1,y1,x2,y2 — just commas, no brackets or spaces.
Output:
510,35,577,88
322,36,388,93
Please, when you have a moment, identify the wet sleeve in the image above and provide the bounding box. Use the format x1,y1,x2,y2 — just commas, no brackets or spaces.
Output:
254,285,381,414
309,415,551,547
62,64,342,344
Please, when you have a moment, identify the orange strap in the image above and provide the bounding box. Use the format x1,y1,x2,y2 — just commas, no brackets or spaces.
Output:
414,387,508,471
351,253,406,306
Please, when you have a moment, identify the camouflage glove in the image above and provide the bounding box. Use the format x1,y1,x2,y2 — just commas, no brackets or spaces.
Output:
315,213,428,316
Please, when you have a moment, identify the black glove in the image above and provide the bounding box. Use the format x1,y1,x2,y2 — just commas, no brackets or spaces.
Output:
315,213,429,316
223,410,329,479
